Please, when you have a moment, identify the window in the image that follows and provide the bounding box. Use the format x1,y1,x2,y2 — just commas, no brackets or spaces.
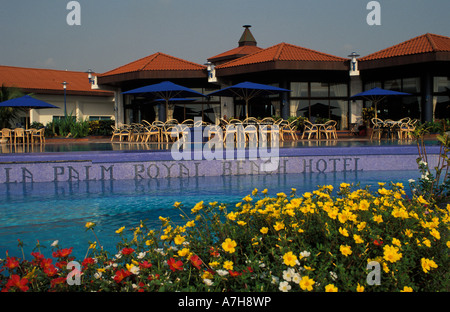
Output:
89,116,112,121
291,82,349,129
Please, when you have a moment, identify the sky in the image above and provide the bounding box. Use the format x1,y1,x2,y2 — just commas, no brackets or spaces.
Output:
0,0,449,74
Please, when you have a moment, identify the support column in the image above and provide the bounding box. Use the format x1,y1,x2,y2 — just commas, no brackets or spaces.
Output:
349,76,363,124
114,88,124,126
422,71,433,122
280,80,289,120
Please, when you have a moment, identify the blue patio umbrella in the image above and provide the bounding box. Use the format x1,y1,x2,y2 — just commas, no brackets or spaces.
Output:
350,87,411,119
0,95,59,128
0,95,59,109
206,81,291,118
122,81,206,121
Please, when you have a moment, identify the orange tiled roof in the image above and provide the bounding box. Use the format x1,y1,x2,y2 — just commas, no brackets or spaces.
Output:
208,45,263,62
100,52,206,77
359,33,450,61
216,42,347,69
0,65,112,96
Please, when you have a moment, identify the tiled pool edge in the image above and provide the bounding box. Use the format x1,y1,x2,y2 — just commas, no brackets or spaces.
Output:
0,145,439,184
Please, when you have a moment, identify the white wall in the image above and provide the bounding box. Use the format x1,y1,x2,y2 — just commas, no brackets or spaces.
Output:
30,94,114,125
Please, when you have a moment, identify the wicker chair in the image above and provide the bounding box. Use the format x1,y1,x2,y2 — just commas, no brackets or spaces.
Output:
370,118,384,140
31,128,46,144
1,128,13,143
13,128,26,144
320,120,337,139
301,121,319,139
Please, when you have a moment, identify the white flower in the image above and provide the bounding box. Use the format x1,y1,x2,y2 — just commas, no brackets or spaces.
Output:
292,273,301,284
300,250,311,258
137,252,146,259
282,268,296,281
329,271,338,281
271,275,279,284
203,279,213,286
115,253,122,259
94,272,102,279
129,265,140,275
51,240,59,247
217,270,229,276
418,160,427,166
279,281,291,292
408,179,415,183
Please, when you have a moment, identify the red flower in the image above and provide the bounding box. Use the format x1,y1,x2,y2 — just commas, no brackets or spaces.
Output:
121,247,135,255
190,255,202,270
373,239,383,246
52,248,73,258
228,270,242,277
44,265,58,277
31,252,44,262
209,247,220,257
167,258,183,272
5,257,19,270
50,277,67,288
5,275,29,292
114,269,131,283
82,257,96,268
139,261,153,269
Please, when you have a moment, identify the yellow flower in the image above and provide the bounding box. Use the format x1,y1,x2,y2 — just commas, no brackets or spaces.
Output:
299,276,315,291
202,270,213,280
262,189,268,195
252,188,258,196
185,220,195,227
237,221,247,226
222,238,237,253
85,222,96,229
178,248,190,257
359,199,370,211
89,242,97,250
392,238,402,247
356,283,365,292
383,245,402,263
430,229,441,240
209,261,219,268
173,201,181,208
421,258,438,273
339,227,349,237
353,234,364,244
340,182,350,189
260,227,269,234
283,252,298,267
115,226,125,234
223,260,233,270
174,235,185,245
400,286,413,292
325,284,338,292
373,214,383,223
227,211,238,221
417,195,429,205
274,221,285,231
340,245,352,257
191,201,204,214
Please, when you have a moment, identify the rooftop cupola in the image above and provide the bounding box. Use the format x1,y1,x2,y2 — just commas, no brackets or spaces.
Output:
239,25,257,47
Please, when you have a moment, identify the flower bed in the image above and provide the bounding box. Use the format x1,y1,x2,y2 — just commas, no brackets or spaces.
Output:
1,183,449,292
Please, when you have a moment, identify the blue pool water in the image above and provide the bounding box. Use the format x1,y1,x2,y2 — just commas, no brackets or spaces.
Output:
0,170,419,260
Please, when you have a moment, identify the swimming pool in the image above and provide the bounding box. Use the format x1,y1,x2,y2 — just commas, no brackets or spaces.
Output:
0,139,438,154
0,170,419,260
